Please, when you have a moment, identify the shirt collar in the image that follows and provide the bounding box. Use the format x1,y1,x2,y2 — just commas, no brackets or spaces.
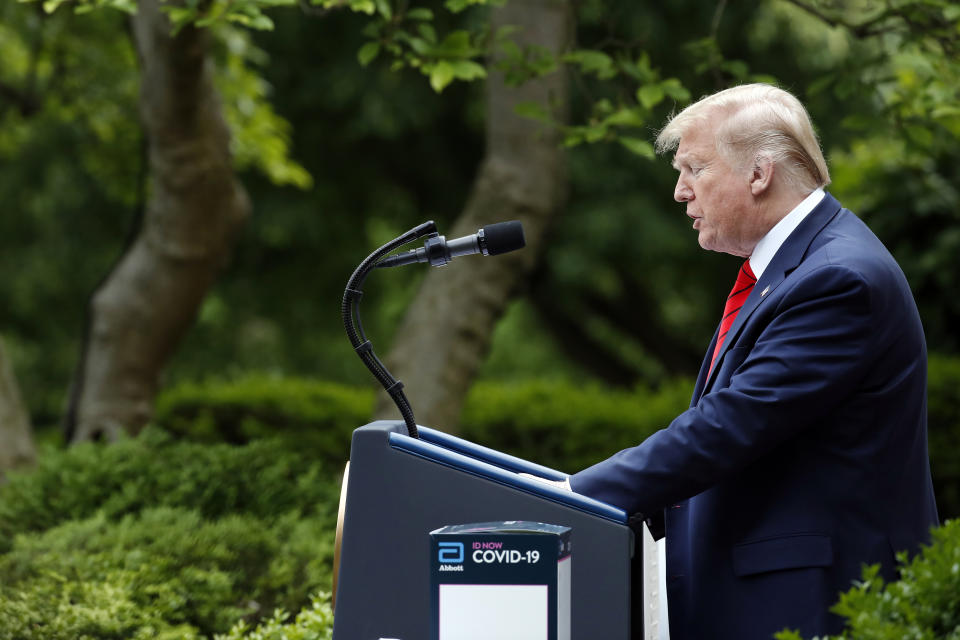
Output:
749,188,825,279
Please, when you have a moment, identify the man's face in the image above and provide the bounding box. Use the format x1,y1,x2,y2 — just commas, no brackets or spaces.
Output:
671,120,763,258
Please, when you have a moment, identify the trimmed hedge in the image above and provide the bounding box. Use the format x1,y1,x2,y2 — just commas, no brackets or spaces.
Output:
154,375,372,467
460,378,692,471
152,356,960,517
1,359,959,639
0,429,340,639
0,427,339,553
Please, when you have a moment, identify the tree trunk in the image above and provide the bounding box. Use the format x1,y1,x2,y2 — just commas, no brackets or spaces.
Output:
375,0,572,432
0,337,36,478
65,0,250,442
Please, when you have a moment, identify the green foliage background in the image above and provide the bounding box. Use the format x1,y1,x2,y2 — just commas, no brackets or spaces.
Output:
2,0,959,421
2,0,960,637
2,369,960,637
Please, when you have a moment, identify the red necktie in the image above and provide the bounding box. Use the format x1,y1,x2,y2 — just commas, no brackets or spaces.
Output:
709,260,757,376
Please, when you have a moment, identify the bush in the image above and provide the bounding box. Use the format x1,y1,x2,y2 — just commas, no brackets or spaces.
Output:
460,378,692,471
0,429,341,639
0,427,339,554
0,507,334,639
775,518,960,640
153,356,960,515
153,375,693,473
154,375,372,466
216,593,333,640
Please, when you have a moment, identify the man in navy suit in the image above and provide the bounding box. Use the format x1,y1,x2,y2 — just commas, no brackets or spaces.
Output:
568,84,939,639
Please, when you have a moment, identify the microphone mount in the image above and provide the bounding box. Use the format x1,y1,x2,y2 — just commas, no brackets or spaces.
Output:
342,221,438,438
343,219,525,438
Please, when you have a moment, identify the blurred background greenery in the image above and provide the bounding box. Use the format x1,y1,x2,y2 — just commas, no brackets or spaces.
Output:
1,0,959,637
2,0,957,424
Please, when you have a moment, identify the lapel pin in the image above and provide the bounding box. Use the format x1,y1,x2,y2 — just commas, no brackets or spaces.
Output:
760,285,770,297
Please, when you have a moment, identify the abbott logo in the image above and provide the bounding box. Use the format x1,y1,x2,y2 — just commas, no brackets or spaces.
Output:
437,541,464,564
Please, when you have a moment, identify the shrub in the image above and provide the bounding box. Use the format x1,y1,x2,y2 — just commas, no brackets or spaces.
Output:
460,378,692,471
152,357,960,515
775,518,960,640
0,427,339,554
0,429,341,639
153,375,693,473
0,507,334,639
154,375,372,465
215,593,333,640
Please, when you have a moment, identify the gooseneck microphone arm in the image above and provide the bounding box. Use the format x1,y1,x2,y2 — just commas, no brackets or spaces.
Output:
342,220,438,438
343,219,525,439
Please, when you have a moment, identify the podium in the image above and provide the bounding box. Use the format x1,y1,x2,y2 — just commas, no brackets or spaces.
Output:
333,421,656,640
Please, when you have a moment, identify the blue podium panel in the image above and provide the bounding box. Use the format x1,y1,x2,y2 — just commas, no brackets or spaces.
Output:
333,421,641,640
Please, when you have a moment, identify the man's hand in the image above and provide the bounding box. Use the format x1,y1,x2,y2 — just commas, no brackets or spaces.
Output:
518,472,572,491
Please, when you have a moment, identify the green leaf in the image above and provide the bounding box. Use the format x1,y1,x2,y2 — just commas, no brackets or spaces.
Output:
637,84,665,109
418,23,437,44
357,41,381,66
563,49,616,79
584,125,607,143
347,0,376,14
904,123,934,147
603,107,646,128
229,12,275,30
435,30,474,57
374,0,391,19
619,137,655,159
407,7,433,20
406,36,431,55
445,0,487,13
448,59,486,81
428,61,456,92
660,77,691,103
41,0,69,13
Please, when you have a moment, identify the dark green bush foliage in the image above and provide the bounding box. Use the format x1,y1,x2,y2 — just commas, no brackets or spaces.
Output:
216,592,333,640
460,379,693,471
0,508,333,638
775,518,960,640
153,375,693,472
2,362,959,639
0,427,339,554
0,428,340,638
154,375,372,466
153,357,960,514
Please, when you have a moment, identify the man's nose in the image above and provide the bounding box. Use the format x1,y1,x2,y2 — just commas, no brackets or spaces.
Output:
674,177,693,203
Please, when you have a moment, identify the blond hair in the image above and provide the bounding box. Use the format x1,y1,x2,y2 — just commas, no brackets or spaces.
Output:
656,83,830,193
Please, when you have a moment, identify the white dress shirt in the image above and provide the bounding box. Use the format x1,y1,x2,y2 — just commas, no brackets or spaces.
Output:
749,188,825,278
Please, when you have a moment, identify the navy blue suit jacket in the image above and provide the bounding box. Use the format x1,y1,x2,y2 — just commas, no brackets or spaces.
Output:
571,193,939,639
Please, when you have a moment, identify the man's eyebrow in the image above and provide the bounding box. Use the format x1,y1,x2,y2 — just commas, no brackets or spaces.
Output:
672,152,704,170
672,153,692,170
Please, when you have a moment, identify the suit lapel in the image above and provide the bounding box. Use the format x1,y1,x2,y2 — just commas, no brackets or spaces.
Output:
699,192,843,396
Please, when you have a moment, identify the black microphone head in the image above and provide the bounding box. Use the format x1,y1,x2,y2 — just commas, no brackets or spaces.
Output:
482,221,526,256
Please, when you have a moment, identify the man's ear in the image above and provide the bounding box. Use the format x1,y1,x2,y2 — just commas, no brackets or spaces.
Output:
750,155,774,196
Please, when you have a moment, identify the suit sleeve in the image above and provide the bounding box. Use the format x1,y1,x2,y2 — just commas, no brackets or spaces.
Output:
570,262,879,517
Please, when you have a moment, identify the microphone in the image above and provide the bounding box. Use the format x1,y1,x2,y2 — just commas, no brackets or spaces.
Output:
376,221,525,268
